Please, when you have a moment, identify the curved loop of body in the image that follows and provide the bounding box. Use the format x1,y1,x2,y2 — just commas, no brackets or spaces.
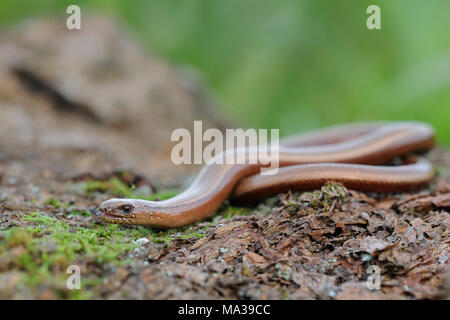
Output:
95,121,435,228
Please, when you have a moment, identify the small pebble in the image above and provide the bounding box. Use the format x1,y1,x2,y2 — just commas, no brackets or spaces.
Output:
27,183,40,193
362,254,372,262
7,177,17,185
135,238,150,246
133,185,152,196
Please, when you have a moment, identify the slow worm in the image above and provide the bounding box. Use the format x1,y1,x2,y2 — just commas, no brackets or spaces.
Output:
94,121,435,228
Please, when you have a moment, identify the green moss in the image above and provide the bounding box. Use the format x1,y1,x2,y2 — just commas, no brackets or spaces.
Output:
279,181,350,215
108,177,135,197
78,177,134,196
436,166,450,176
76,177,178,201
150,225,206,248
300,181,349,210
0,212,153,298
67,210,92,217
320,181,349,198
22,211,62,226
67,287,95,300
0,209,219,297
216,205,253,219
44,197,63,208
0,179,263,297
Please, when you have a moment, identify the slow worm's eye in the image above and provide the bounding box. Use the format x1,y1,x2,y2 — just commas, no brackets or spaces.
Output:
120,205,134,214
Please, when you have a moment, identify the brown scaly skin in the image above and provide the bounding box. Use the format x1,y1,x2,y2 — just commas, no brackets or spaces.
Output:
92,121,435,228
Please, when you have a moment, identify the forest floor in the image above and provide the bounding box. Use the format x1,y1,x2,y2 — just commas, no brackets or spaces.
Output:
0,15,449,300
0,148,449,299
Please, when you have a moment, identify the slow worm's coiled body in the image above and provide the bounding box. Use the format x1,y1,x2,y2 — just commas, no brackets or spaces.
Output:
96,122,435,228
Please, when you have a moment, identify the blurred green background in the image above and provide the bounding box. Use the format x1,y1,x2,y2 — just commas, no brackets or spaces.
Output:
1,0,449,144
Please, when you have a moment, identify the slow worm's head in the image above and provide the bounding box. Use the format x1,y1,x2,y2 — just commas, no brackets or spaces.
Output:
93,198,151,225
